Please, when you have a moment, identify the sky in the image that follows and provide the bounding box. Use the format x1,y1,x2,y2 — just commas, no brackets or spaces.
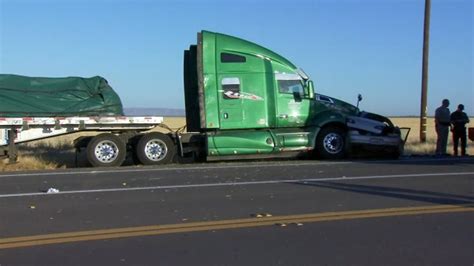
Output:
0,0,472,116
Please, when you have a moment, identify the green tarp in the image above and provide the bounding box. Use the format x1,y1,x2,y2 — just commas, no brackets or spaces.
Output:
0,74,124,117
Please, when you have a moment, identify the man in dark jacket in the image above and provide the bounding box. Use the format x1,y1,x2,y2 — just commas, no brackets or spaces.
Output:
450,104,470,156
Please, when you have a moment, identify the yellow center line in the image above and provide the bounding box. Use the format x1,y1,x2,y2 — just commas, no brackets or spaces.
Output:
1,204,473,250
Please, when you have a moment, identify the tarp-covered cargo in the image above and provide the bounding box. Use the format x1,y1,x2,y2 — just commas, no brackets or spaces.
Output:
0,74,124,117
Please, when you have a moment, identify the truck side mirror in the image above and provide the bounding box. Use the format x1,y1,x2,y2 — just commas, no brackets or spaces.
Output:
293,91,302,102
307,80,314,99
357,93,363,108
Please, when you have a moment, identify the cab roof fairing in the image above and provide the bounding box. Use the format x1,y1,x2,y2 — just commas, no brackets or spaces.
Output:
204,30,298,70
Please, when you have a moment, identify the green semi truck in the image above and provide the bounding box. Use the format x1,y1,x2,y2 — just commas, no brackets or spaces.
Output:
0,30,407,167
181,30,406,162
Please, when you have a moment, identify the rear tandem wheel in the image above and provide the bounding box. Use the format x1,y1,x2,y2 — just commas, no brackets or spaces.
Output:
86,133,126,167
135,132,176,165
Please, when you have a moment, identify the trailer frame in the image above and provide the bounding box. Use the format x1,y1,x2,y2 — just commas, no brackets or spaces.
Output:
0,116,165,165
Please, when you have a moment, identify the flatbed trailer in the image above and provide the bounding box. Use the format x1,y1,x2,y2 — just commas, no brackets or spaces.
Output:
0,116,179,166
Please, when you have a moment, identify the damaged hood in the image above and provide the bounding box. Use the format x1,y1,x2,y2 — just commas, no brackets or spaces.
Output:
315,94,399,135
315,94,359,116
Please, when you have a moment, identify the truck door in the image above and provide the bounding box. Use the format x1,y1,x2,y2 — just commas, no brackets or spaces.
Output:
275,73,310,128
218,77,244,129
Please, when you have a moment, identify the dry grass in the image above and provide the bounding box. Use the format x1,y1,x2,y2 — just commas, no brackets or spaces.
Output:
391,117,473,156
0,133,82,171
151,117,187,132
0,116,472,172
1,155,60,171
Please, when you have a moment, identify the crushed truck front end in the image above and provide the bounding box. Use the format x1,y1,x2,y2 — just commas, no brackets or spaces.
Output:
311,94,408,158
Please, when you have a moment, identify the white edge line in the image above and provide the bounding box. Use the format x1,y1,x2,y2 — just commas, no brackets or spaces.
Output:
0,171,472,199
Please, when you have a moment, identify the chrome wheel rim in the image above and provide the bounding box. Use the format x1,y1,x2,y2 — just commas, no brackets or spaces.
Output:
323,133,344,154
144,139,168,161
94,140,119,163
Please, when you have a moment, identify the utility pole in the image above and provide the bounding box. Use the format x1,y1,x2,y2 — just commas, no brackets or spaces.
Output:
420,0,431,142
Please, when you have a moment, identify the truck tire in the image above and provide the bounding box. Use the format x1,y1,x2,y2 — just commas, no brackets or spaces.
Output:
86,133,126,167
315,126,346,159
135,132,176,165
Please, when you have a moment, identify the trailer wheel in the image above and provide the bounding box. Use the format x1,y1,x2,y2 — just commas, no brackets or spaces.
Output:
315,126,346,159
135,132,175,165
87,133,126,167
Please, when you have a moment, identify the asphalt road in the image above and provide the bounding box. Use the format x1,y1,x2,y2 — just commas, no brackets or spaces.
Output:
0,157,473,266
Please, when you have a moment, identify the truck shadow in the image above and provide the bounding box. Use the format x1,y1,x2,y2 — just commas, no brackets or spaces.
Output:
290,180,474,205
12,143,474,169
17,143,77,168
17,143,140,168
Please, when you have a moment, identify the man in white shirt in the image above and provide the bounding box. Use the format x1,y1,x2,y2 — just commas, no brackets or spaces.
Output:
434,99,451,155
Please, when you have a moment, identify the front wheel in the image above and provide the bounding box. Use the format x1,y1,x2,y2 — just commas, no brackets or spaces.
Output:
315,127,346,159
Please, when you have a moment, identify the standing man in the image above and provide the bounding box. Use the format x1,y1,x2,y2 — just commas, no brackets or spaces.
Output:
435,99,451,156
450,104,470,156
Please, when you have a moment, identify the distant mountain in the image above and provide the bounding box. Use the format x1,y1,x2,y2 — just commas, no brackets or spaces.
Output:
124,108,185,117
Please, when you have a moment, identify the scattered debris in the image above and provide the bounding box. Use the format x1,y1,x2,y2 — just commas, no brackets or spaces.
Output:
275,222,303,227
29,205,36,209
122,182,127,186
46,188,60,193
251,213,273,218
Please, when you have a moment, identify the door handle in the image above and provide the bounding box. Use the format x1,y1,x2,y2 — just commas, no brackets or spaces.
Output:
279,114,288,119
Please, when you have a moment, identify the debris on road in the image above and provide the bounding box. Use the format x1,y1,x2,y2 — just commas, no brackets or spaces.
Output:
275,222,303,227
46,188,60,193
251,213,273,218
